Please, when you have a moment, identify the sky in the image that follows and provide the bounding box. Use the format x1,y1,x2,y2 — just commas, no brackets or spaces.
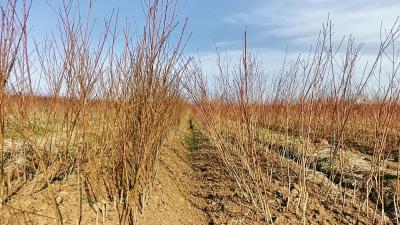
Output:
16,0,400,79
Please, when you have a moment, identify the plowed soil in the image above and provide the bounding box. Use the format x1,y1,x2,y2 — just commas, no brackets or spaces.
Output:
0,117,392,224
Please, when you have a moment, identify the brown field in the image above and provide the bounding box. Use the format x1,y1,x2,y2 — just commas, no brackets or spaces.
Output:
1,0,400,224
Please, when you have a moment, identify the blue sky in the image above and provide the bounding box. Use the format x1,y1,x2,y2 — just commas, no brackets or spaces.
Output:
22,0,400,76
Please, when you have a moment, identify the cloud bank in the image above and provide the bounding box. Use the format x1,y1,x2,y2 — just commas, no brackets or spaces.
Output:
194,0,400,81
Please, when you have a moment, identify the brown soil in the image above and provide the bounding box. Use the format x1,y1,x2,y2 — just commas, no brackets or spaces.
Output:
0,118,394,224
186,144,388,225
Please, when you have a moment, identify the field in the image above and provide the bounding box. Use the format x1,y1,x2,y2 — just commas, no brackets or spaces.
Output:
1,0,400,224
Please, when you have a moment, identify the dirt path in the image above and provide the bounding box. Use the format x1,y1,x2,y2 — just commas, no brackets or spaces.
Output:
188,143,262,225
139,128,208,224
139,119,258,225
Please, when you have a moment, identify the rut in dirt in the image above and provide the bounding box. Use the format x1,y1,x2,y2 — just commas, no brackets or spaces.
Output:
184,125,261,225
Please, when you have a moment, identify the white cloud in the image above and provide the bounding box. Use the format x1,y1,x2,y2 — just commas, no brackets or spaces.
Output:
191,46,396,91
191,0,400,89
192,47,301,81
223,0,400,46
214,40,241,48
